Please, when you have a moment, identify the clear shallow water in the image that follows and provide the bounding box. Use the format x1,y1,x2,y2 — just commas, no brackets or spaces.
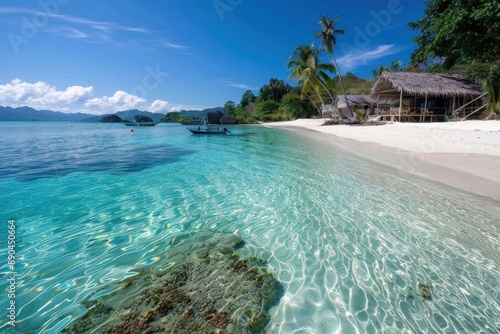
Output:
0,122,499,333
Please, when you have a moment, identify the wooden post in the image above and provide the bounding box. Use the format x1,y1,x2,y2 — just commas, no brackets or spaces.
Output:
398,89,403,122
451,95,456,121
464,96,468,118
424,93,428,122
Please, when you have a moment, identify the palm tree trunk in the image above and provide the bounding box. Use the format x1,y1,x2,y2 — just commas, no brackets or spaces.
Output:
304,79,326,108
303,92,321,116
332,52,352,118
311,73,335,105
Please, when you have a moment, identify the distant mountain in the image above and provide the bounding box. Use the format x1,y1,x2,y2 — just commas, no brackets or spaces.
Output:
0,106,95,122
0,106,223,122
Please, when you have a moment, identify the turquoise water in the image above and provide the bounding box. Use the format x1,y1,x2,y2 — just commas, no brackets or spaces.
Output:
0,122,499,333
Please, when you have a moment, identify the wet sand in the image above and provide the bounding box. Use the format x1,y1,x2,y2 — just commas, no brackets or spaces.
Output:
264,119,500,199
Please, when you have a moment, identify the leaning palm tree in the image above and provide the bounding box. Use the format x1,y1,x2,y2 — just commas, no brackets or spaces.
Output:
302,78,329,116
315,15,352,117
301,71,326,107
287,44,336,106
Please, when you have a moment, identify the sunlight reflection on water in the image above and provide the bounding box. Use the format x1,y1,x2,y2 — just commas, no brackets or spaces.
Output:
0,122,498,333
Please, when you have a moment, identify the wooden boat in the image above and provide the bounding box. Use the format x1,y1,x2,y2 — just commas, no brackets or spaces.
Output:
187,117,231,135
188,126,231,134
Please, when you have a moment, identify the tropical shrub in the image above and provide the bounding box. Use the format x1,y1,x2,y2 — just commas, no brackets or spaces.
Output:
256,100,280,120
484,65,500,115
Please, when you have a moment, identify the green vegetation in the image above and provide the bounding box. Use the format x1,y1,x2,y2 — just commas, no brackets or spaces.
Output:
287,44,334,110
484,65,500,116
409,0,500,69
223,101,236,115
256,100,281,121
240,89,256,107
279,91,316,119
257,78,291,103
161,112,181,122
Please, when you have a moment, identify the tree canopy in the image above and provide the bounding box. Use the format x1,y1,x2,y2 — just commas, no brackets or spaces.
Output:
409,0,500,68
240,90,256,107
287,44,335,106
223,101,236,115
257,78,291,103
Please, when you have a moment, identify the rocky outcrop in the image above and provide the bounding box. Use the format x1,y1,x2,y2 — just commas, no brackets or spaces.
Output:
207,110,224,124
219,114,238,124
134,115,154,123
98,114,123,123
63,232,278,334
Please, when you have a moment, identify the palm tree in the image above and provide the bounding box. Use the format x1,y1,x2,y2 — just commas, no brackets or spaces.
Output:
287,44,336,106
371,65,387,81
315,15,351,117
388,60,403,72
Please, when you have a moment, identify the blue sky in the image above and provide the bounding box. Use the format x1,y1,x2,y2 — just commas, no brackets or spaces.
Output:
0,0,426,114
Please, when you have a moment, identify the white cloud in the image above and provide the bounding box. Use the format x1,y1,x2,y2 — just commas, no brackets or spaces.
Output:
85,91,146,111
149,99,169,112
158,40,191,50
168,105,211,112
336,44,400,71
218,79,258,90
59,26,89,39
0,79,177,114
0,79,93,109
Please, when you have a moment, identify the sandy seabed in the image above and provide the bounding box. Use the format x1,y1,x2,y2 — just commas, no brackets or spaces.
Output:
264,119,500,200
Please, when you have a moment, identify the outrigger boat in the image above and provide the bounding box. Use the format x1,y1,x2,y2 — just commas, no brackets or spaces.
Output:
187,117,231,135
188,126,231,134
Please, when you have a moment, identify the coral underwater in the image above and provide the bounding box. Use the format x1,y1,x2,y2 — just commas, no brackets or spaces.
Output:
63,232,278,334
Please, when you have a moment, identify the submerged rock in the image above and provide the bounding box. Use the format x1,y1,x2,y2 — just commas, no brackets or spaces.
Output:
418,283,432,301
63,232,278,334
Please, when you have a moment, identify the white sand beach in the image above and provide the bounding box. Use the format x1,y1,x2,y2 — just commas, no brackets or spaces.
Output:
264,119,500,199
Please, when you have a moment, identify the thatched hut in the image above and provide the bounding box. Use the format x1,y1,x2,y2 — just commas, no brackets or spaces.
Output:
321,104,338,118
335,95,376,118
370,72,485,122
336,95,375,108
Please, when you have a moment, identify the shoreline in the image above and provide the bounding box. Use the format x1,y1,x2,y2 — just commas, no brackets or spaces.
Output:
263,119,500,200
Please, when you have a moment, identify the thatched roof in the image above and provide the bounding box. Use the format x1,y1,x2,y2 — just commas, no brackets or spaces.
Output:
370,72,483,99
335,95,375,108
321,104,334,112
